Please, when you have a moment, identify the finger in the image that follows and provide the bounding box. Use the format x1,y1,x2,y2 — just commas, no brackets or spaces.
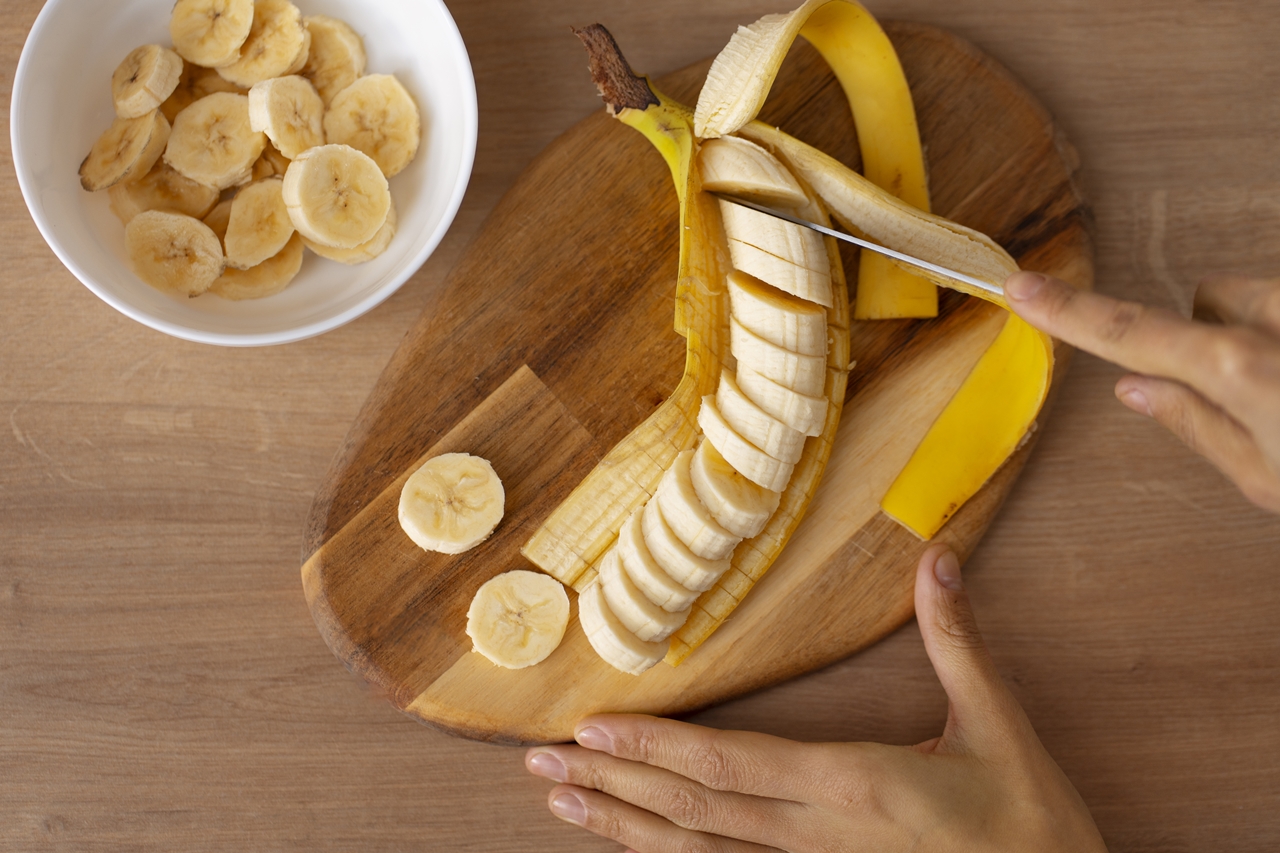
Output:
1193,273,1280,333
1116,374,1280,513
545,785,781,853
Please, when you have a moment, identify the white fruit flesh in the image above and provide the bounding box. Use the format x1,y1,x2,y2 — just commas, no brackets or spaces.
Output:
170,0,254,69
725,237,833,307
719,199,829,274
466,570,569,670
108,161,220,224
303,199,397,264
735,364,829,437
209,231,304,300
698,395,794,492
125,210,224,296
578,579,667,676
248,75,325,159
80,111,171,192
698,136,808,209
716,370,805,464
216,0,309,88
223,177,295,269
689,439,780,539
282,144,390,249
598,549,689,642
640,499,729,592
164,92,266,190
614,510,700,612
113,45,184,119
730,317,826,397
654,450,740,560
323,74,421,178
301,15,367,105
727,270,827,355
398,452,505,555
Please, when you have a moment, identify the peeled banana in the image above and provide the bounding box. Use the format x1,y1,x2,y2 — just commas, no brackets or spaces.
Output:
209,232,304,300
466,570,569,670
301,15,366,105
223,177,295,269
399,452,505,555
80,111,171,192
216,0,310,88
162,63,246,123
302,198,397,264
113,46,184,119
323,74,422,178
164,92,266,190
170,0,254,69
125,210,225,296
108,161,220,224
248,74,325,159
282,144,390,249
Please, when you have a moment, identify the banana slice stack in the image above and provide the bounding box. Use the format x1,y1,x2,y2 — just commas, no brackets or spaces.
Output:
581,137,835,675
79,0,421,301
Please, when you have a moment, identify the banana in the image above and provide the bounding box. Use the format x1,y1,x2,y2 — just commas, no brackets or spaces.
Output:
216,0,309,88
465,570,569,670
108,161,220,224
724,237,833,309
284,27,312,76
248,75,325,159
640,499,729,593
730,316,826,397
203,198,233,241
164,92,266,190
80,111,171,192
112,45,184,119
653,450,740,561
124,210,225,296
727,269,827,356
716,370,806,464
578,579,668,676
697,395,794,493
301,15,367,105
735,364,828,437
161,63,246,124
303,198,397,264
615,509,701,612
398,452,505,555
209,232,304,300
698,135,807,209
223,177,294,269
719,199,832,307
250,144,291,181
170,0,254,68
323,74,421,178
688,439,780,540
281,143,390,249
598,549,689,642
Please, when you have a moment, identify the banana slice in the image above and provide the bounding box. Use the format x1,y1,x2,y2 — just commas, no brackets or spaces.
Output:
719,197,828,272
716,370,806,464
170,0,254,68
164,92,266,190
727,270,827,356
80,111,171,192
108,161,220,224
283,27,312,76
698,395,794,493
323,74,421,178
249,144,292,181
216,0,309,88
209,232,304,300
282,144,390,249
599,549,689,642
398,452,504,555
726,237,833,308
654,450,740,560
735,364,829,437
615,509,700,612
466,570,569,670
202,198,234,241
730,316,826,397
161,62,246,123
301,15,367,105
579,579,667,676
124,210,225,296
689,439,780,540
303,198,397,264
699,135,807,209
223,177,294,269
112,45,184,119
247,75,325,159
640,499,729,593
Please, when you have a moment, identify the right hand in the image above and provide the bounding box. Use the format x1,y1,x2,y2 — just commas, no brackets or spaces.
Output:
1004,271,1280,514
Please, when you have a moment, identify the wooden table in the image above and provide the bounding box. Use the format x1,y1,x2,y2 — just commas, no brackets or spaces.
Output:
2,0,1277,849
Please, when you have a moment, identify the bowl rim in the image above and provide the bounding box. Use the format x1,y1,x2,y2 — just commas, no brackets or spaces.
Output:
10,0,478,348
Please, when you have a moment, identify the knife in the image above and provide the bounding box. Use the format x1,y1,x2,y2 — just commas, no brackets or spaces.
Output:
709,192,1003,298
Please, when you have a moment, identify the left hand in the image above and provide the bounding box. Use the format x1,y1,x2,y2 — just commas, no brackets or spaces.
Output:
524,545,1107,852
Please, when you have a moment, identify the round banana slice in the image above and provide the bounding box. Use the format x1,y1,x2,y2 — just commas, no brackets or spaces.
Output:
698,395,794,493
125,210,225,297
223,177,294,269
203,198,234,241
729,316,826,397
598,549,689,643
727,270,828,356
170,0,254,69
579,579,667,676
654,449,741,560
689,439,780,540
716,370,806,464
324,74,421,178
108,161,220,224
301,15,367,105
216,0,309,88
465,570,569,670
282,144,390,249
164,92,266,190
399,452,504,555
162,63,246,123
248,75,324,159
736,364,829,437
615,508,700,612
112,45,184,119
303,198,397,264
209,232,304,300
640,499,729,593
80,111,171,192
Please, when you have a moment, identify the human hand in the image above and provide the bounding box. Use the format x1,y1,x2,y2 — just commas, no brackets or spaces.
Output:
1005,271,1280,513
525,545,1107,852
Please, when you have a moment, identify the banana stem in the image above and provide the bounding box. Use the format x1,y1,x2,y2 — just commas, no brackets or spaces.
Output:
572,24,660,114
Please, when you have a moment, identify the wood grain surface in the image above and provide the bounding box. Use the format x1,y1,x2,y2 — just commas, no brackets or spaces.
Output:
2,1,1278,851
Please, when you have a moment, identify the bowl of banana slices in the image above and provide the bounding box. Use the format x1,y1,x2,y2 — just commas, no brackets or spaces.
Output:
12,0,477,346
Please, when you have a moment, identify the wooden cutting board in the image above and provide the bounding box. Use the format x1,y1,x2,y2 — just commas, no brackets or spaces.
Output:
300,22,1093,745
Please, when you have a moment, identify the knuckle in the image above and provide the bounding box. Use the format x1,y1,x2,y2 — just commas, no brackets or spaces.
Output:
689,735,739,791
1097,299,1145,345
674,836,717,853
661,782,712,830
1210,331,1264,385
629,727,662,764
586,802,626,839
809,746,877,812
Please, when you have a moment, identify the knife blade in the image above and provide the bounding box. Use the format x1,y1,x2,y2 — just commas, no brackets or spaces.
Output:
709,192,1003,298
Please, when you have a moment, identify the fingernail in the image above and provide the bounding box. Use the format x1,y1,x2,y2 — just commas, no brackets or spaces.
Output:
933,549,963,591
527,751,567,783
1005,272,1047,301
551,793,587,826
1118,387,1152,417
575,726,612,752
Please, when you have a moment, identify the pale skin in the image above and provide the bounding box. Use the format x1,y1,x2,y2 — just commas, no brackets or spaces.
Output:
525,272,1280,851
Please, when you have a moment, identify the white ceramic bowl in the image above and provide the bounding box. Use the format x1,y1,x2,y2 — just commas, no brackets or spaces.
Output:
12,0,476,346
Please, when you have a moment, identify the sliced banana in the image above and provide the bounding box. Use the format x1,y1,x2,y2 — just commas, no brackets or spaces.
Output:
301,15,367,105
466,570,569,670
398,452,504,555
324,74,421,178
735,364,829,437
202,198,234,241
161,62,246,123
579,579,667,676
164,92,266,190
699,135,807,209
730,316,826,397
303,198,397,264
654,449,740,560
598,549,689,642
720,198,829,274
80,111,171,192
726,237,833,307
223,177,294,269
727,270,827,356
247,75,325,159
170,0,254,68
716,370,806,464
216,0,309,88
615,508,700,612
689,439,780,540
640,499,729,593
283,26,312,76
698,395,794,493
282,144,390,249
112,45,184,119
124,210,225,296
108,161,220,224
209,232,304,300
